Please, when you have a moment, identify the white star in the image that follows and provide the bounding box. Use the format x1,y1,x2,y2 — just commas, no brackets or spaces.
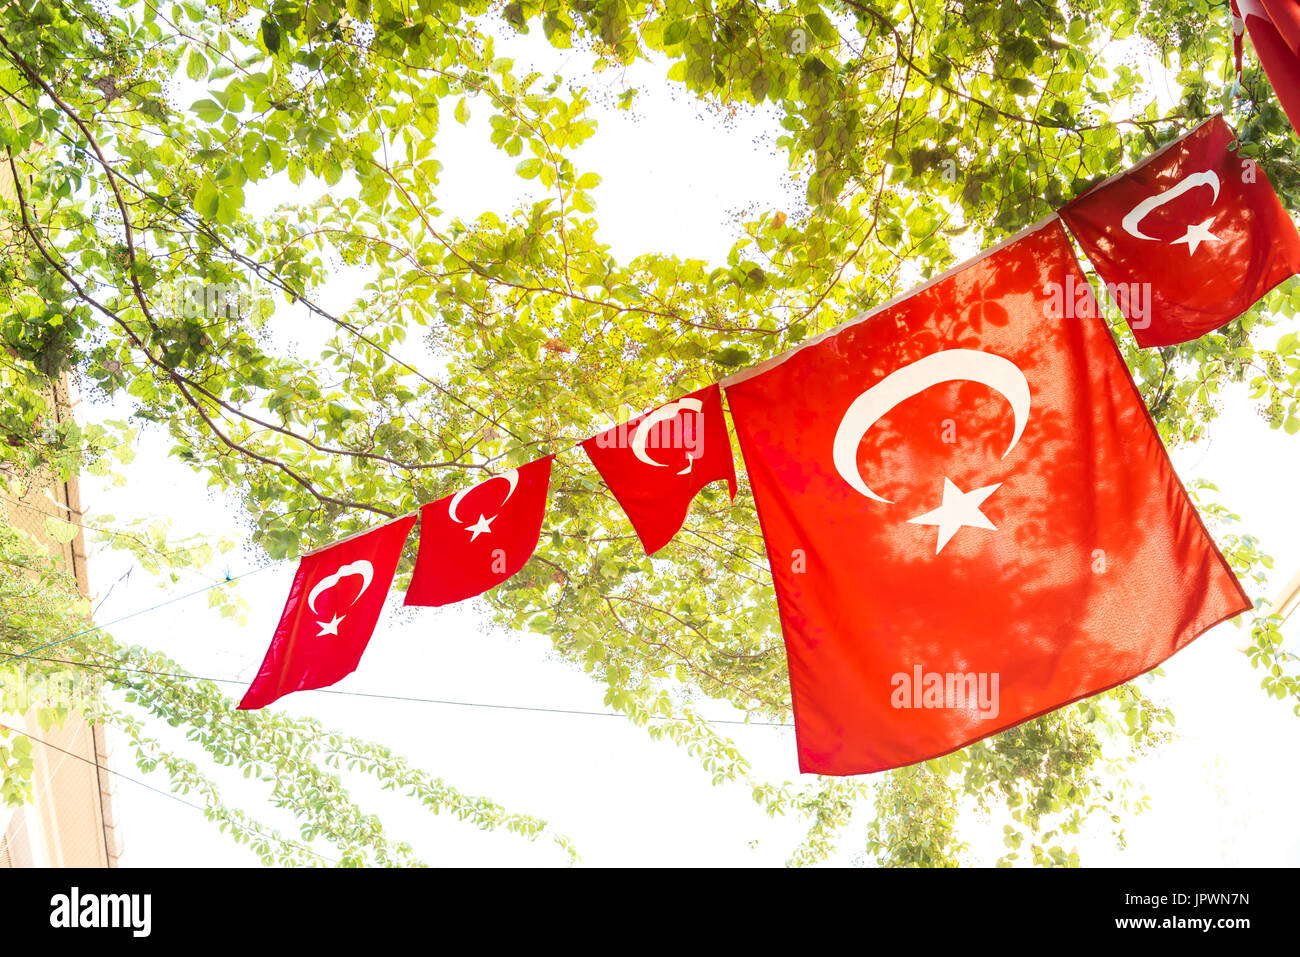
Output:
316,613,345,637
466,513,495,541
907,477,1001,554
1170,218,1220,256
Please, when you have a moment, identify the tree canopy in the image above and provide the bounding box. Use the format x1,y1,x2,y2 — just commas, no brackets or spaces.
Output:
1,0,1298,865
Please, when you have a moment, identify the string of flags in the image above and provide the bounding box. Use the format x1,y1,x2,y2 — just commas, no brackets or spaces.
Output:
238,114,1289,776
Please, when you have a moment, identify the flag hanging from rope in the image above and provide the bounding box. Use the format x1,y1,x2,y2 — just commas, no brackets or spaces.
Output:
238,514,416,710
724,217,1252,776
404,456,554,607
582,384,737,555
1060,114,1300,347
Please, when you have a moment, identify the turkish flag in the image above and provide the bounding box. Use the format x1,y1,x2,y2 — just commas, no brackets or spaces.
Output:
1234,1,1300,131
724,218,1251,776
582,384,737,555
404,455,553,607
1060,114,1300,347
238,514,416,709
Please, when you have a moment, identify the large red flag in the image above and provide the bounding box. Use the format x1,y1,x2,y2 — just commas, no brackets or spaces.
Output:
724,218,1251,776
1060,114,1300,347
582,384,737,555
239,514,416,710
404,456,553,607
1234,1,1300,131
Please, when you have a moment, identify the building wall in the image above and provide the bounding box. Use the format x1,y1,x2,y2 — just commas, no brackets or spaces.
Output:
0,115,122,868
0,388,124,868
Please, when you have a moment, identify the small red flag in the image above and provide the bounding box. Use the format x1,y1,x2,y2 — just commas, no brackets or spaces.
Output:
1234,1,1300,131
239,514,416,710
724,218,1251,776
582,384,737,555
1060,114,1300,347
404,455,553,607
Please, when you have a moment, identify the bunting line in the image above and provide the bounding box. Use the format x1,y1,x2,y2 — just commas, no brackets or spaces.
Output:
9,110,1288,730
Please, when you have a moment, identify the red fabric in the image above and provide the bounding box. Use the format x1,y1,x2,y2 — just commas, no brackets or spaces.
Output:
724,218,1251,776
1060,114,1300,347
239,515,416,709
1235,1,1300,131
1262,0,1300,53
404,456,553,607
582,384,737,555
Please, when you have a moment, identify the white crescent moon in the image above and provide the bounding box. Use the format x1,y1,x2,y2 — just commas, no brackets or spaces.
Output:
448,469,519,524
832,349,1031,504
630,397,704,468
1120,170,1220,241
308,560,375,613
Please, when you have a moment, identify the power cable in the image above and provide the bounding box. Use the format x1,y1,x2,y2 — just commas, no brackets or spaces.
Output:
0,719,213,814
0,719,338,864
1,559,795,728
11,653,795,727
0,561,284,664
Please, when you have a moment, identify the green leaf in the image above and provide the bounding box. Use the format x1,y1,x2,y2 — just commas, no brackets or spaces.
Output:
190,99,223,122
260,17,281,55
42,517,79,544
194,178,219,217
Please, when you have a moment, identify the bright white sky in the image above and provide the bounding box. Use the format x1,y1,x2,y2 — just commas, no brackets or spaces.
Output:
76,28,1300,867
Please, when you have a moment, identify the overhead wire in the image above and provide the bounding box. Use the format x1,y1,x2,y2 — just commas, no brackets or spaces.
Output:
0,718,217,814
0,562,285,664
1,548,793,728
0,719,339,864
10,652,795,728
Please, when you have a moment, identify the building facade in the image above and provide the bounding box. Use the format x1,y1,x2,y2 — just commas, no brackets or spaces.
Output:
0,123,122,868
